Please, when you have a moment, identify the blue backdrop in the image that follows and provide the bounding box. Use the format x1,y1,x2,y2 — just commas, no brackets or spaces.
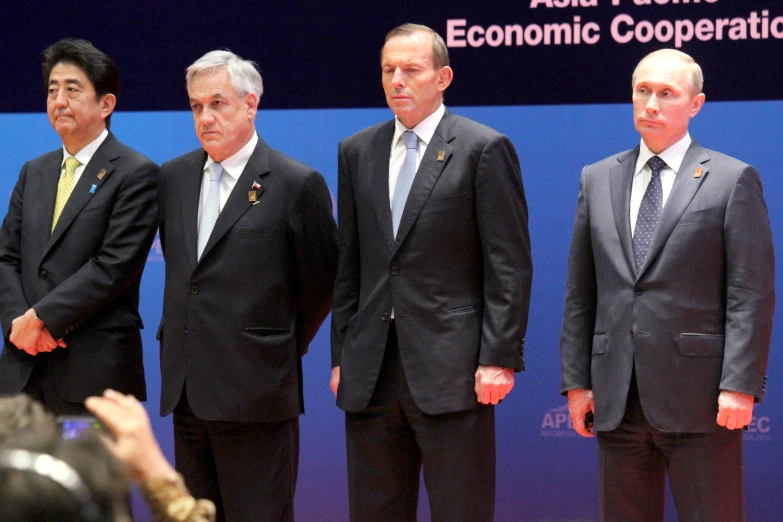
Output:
0,100,779,520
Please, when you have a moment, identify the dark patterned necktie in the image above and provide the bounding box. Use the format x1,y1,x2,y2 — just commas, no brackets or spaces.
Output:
633,155,666,273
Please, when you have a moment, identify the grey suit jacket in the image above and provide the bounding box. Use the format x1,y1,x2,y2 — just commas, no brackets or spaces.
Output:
560,141,775,433
332,110,532,415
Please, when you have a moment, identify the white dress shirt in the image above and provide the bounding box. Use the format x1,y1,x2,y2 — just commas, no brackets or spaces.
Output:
388,104,446,206
630,133,692,235
388,105,445,318
60,128,109,184
198,133,258,230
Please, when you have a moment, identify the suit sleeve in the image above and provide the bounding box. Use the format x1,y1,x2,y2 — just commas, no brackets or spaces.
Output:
289,169,338,356
720,165,775,401
0,163,34,340
474,135,532,371
560,167,597,394
330,141,360,368
33,160,159,339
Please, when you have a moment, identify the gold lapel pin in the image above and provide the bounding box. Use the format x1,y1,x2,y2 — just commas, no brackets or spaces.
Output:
694,167,703,178
97,169,107,180
248,191,258,203
437,150,446,162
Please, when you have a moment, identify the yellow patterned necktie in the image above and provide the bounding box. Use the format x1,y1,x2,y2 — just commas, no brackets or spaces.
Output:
51,156,81,231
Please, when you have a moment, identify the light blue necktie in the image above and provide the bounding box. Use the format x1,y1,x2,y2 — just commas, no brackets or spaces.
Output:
197,162,223,260
391,130,419,238
633,155,666,273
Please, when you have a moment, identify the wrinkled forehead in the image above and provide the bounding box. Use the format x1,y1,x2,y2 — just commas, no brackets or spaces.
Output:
382,32,436,66
634,55,692,91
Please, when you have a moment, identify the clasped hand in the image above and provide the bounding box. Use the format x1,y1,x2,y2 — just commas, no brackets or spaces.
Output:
9,308,66,355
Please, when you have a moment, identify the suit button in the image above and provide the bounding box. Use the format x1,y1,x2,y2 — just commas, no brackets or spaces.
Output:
191,286,199,295
635,289,643,295
390,266,399,275
381,312,389,322
39,270,47,279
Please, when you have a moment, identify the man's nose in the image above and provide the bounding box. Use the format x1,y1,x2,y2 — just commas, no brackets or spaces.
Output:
54,89,69,108
645,94,659,114
392,68,405,88
199,107,215,125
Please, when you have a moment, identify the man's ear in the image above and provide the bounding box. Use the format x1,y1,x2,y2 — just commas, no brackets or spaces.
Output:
437,66,454,93
245,93,258,120
100,93,117,120
690,92,705,118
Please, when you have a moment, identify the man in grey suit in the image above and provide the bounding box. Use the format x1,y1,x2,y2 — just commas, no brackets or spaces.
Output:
560,49,774,521
331,23,532,522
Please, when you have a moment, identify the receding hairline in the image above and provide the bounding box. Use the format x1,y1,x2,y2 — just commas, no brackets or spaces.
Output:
381,24,450,69
632,49,704,95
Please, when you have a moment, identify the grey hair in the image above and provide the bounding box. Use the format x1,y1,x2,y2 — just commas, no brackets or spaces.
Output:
632,48,703,96
186,50,264,104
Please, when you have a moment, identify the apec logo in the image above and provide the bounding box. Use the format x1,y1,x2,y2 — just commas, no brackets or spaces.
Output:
541,404,579,438
147,235,164,263
743,414,772,443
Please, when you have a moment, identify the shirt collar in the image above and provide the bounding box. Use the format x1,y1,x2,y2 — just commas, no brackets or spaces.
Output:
204,133,259,181
635,132,692,176
61,128,109,167
392,104,446,149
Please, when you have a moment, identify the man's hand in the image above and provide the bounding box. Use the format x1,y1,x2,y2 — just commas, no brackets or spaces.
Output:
85,389,174,483
330,366,340,397
35,328,67,354
10,308,45,355
474,365,514,405
567,388,595,438
717,390,754,430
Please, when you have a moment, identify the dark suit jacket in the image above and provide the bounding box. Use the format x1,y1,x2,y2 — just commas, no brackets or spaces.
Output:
0,131,158,401
158,135,337,423
560,141,775,433
331,110,532,415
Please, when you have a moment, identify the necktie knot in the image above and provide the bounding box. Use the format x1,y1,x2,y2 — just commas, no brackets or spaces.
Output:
647,155,666,177
209,162,223,182
402,130,418,151
63,157,81,177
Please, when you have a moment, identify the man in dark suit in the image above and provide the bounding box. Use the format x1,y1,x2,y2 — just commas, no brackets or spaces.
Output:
560,49,774,521
0,39,158,415
158,50,337,522
331,24,532,522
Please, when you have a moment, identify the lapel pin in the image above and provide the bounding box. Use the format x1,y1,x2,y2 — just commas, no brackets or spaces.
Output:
694,167,703,178
252,181,261,189
437,150,446,162
89,184,97,194
248,191,258,203
97,169,107,180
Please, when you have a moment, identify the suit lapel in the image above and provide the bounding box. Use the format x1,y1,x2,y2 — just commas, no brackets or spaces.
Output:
609,147,638,277
637,141,710,278
45,133,119,252
369,121,396,254
392,112,455,253
180,151,207,269
197,136,269,263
